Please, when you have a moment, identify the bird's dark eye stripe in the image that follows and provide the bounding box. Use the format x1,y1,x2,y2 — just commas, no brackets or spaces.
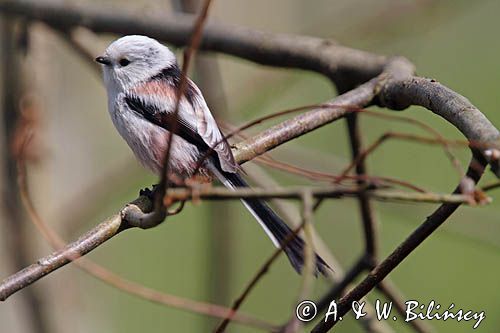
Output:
119,58,130,66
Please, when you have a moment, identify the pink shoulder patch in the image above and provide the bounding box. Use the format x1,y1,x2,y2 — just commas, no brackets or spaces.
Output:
132,81,177,99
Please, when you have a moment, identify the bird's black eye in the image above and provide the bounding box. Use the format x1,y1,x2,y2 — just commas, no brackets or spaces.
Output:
119,58,130,67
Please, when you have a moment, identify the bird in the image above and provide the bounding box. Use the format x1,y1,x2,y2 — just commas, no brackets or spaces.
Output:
96,35,329,275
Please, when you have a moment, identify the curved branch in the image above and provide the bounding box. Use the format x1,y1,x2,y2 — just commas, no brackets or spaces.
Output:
379,76,500,175
380,77,500,142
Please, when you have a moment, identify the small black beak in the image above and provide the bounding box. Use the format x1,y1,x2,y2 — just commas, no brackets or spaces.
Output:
95,56,111,65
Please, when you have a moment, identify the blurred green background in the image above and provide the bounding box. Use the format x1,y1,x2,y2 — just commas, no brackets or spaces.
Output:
1,0,500,332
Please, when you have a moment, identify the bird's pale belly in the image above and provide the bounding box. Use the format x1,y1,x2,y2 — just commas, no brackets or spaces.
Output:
112,105,203,179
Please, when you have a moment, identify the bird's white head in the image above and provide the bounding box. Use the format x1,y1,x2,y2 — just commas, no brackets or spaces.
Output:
96,35,177,92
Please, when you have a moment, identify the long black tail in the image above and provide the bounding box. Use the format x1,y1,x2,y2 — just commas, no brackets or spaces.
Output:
212,167,330,276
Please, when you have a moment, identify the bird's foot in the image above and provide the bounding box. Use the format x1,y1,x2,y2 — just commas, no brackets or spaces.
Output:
139,184,159,200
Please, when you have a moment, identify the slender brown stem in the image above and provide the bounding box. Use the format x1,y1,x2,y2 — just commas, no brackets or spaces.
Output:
172,0,237,321
311,157,486,332
213,222,308,333
346,113,378,258
162,186,478,204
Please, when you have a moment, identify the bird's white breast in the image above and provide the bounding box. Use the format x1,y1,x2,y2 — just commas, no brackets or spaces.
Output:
110,94,201,177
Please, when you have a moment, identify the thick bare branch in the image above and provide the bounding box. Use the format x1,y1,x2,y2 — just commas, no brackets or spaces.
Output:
0,0,386,89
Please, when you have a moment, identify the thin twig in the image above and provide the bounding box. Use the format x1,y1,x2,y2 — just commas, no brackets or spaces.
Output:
172,0,236,312
221,115,427,193
213,224,307,333
125,0,215,228
364,109,464,178
163,185,480,204
482,180,500,192
254,156,427,193
345,113,378,259
160,0,214,187
339,131,467,181
311,157,486,332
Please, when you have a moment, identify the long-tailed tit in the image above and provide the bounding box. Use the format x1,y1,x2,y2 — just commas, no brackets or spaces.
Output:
96,35,329,275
